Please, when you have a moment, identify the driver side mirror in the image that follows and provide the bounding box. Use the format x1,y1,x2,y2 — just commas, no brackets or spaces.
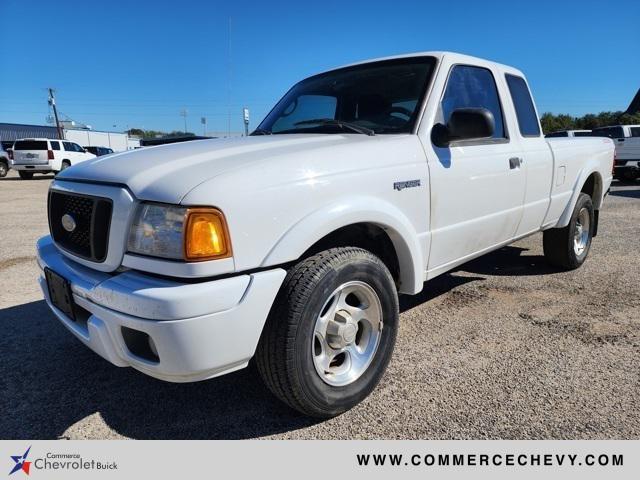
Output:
431,107,495,147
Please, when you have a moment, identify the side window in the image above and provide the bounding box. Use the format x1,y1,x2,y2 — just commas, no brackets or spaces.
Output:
63,141,74,151
50,141,60,150
630,127,640,138
441,65,506,139
73,143,84,152
505,74,540,137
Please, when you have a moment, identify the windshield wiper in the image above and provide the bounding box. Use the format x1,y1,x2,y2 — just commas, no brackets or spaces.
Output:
293,119,375,136
251,128,273,136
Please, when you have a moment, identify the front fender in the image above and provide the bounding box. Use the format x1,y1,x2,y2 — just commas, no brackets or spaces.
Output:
262,196,424,294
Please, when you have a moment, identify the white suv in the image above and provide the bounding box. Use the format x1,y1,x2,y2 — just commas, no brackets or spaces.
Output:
11,138,96,179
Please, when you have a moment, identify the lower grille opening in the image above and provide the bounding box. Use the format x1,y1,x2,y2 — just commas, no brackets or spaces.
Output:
121,327,160,363
72,303,91,330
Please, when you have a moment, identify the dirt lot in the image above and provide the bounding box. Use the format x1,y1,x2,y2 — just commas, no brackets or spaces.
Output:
1,170,638,439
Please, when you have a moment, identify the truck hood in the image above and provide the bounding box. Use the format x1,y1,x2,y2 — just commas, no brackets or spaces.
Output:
58,135,389,204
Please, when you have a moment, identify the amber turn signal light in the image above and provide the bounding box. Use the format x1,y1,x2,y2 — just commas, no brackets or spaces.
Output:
184,208,232,261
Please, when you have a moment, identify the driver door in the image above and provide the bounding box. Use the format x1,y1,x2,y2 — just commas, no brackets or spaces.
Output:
426,64,526,273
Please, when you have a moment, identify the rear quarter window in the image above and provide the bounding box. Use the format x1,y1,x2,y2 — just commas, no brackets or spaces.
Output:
505,74,540,137
50,141,60,150
14,140,48,150
630,127,640,137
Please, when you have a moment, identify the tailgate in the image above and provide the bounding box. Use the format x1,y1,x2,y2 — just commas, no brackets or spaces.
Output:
13,140,49,165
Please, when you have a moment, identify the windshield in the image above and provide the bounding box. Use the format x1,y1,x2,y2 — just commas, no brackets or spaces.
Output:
256,57,436,135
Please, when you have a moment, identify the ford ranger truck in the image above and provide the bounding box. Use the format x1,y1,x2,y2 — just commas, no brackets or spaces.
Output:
37,52,614,417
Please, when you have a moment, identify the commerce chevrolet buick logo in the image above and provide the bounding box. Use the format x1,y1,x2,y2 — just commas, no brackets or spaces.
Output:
61,214,76,233
8,446,31,476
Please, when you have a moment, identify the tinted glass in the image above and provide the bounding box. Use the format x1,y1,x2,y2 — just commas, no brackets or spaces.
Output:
630,127,640,137
63,142,74,151
258,57,436,135
14,140,48,150
592,127,624,139
73,143,84,152
442,65,505,139
505,74,540,136
272,95,337,132
50,141,60,150
574,131,592,137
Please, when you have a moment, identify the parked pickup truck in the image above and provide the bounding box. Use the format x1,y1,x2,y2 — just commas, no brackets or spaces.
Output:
591,125,640,181
37,52,614,417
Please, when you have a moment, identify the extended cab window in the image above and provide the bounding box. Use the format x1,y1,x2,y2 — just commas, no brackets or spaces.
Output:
630,127,640,137
505,74,540,137
441,65,506,139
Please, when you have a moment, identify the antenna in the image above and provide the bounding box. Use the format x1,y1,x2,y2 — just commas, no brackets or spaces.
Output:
227,16,232,137
180,109,188,133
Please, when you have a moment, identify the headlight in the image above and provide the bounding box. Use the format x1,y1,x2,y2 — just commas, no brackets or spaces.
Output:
127,203,232,261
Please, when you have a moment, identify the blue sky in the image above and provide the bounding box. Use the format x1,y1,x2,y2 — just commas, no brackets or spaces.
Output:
1,0,638,134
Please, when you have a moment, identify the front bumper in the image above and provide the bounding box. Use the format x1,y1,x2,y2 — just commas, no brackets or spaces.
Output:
37,235,286,382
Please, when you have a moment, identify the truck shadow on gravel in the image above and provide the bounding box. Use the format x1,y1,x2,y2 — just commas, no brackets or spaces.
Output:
1,247,558,440
458,245,560,277
609,188,640,199
0,300,319,440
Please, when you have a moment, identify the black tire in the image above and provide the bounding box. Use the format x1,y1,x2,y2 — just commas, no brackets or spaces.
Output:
256,247,399,418
543,192,594,269
0,160,7,178
18,171,34,180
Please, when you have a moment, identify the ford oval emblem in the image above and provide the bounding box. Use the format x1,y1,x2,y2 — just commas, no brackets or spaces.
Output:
61,214,77,233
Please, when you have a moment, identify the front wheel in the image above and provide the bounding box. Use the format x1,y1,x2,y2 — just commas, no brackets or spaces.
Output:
543,192,594,269
256,247,399,418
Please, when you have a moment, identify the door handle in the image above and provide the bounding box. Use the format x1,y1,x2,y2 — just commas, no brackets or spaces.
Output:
509,157,522,169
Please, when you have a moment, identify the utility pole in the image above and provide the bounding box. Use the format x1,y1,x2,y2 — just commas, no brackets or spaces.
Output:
180,109,188,133
201,117,207,136
48,88,63,139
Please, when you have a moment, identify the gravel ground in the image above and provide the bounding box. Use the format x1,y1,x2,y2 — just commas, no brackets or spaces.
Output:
1,169,638,439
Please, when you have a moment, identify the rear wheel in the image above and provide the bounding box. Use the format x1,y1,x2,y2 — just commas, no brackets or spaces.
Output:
543,192,594,269
60,160,71,171
256,247,399,418
18,171,34,180
0,160,8,178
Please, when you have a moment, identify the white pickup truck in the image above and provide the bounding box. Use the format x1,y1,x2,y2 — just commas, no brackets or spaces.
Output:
37,52,614,417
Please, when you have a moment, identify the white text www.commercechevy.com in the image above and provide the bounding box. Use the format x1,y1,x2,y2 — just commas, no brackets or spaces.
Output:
356,453,623,468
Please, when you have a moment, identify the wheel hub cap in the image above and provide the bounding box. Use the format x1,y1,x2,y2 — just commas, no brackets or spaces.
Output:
312,281,383,387
573,207,590,256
